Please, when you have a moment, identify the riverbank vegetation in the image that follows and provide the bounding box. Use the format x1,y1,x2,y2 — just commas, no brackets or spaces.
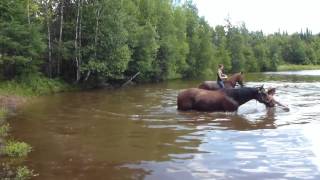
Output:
0,107,34,180
0,110,35,179
1,0,320,87
0,164,35,180
278,64,320,71
1,140,32,158
0,74,72,97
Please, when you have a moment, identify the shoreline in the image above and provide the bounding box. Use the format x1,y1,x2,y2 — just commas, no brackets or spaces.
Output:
0,94,33,179
278,64,320,71
0,95,27,110
0,76,72,179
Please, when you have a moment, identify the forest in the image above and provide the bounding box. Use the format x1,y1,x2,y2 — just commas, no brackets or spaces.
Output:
1,0,320,86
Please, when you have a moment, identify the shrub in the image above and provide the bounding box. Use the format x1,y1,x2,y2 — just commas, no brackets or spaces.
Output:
2,141,32,157
0,107,8,120
0,74,72,96
0,123,10,137
15,166,35,180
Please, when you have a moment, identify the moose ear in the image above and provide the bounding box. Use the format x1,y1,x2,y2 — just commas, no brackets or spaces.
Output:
258,85,264,92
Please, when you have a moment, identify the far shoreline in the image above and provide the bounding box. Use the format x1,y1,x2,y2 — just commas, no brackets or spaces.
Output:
277,64,320,71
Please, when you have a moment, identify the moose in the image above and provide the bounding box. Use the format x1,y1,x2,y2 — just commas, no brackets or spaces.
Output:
177,86,271,112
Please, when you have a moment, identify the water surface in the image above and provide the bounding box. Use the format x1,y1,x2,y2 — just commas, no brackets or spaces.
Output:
9,70,320,179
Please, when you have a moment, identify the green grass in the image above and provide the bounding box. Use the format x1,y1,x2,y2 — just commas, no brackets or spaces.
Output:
0,164,36,180
0,107,8,120
1,140,32,157
0,123,10,137
278,64,320,71
0,74,74,97
15,166,36,180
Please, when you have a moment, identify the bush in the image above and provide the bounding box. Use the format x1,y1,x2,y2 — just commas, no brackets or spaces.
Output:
0,74,72,96
0,107,8,120
2,141,32,157
0,163,36,180
0,123,10,137
15,166,35,180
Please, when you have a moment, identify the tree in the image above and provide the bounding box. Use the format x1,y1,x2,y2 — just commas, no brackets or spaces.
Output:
3,0,320,86
0,0,45,79
195,18,215,77
227,27,245,72
283,34,307,64
83,0,131,83
74,0,82,82
213,25,231,72
43,0,53,77
172,6,189,77
128,22,159,81
57,0,64,76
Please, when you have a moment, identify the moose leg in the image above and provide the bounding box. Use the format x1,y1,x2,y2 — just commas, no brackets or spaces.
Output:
177,94,194,111
222,96,239,111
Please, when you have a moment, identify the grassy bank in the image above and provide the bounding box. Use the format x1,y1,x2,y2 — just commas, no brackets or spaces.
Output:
0,107,35,180
278,64,320,71
0,75,73,180
0,74,74,97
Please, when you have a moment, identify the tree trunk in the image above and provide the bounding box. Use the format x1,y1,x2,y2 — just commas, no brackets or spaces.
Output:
78,0,82,82
94,5,101,58
122,72,140,87
74,0,80,82
57,0,64,76
45,0,52,78
84,71,91,82
84,2,101,82
27,0,31,25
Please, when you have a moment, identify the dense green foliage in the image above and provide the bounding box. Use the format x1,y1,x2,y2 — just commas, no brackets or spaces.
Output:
1,0,320,85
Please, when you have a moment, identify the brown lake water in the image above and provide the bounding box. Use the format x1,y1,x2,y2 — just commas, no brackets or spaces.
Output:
9,70,320,180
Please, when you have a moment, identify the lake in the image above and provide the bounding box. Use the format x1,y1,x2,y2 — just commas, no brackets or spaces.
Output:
9,70,320,180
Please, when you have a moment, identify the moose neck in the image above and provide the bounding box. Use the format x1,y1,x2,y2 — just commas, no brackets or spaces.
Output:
226,74,238,87
228,78,237,87
224,88,257,105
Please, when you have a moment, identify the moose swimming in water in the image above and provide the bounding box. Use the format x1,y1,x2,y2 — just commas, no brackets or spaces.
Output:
177,86,271,112
198,72,244,90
